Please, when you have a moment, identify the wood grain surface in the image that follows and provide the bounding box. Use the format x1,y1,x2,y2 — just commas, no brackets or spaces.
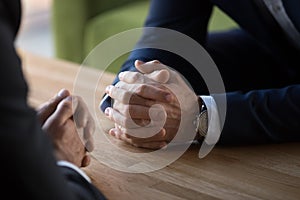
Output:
20,50,300,200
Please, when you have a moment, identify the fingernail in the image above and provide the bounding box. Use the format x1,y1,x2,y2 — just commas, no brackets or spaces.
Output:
104,107,111,116
58,89,69,97
109,129,115,137
119,72,125,80
67,96,78,108
65,96,73,101
152,60,160,64
135,60,144,66
161,128,166,137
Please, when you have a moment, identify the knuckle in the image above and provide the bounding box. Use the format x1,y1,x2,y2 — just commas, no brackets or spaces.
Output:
122,105,131,117
60,100,72,110
132,143,141,148
109,86,116,97
121,91,132,103
49,98,56,105
136,84,147,95
109,109,116,121
42,102,51,110
131,72,140,81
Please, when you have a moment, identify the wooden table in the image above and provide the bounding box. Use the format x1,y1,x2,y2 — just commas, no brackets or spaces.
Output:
20,50,300,200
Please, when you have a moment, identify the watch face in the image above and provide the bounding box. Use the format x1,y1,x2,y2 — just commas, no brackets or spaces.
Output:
198,110,208,137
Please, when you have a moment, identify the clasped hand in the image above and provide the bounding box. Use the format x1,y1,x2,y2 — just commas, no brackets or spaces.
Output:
105,60,199,149
37,89,95,167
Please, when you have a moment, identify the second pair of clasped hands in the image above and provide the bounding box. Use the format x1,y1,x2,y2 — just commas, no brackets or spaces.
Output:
104,60,201,149
37,89,95,168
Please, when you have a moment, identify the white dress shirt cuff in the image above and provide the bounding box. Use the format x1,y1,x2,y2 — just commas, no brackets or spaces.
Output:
57,160,91,183
198,95,221,158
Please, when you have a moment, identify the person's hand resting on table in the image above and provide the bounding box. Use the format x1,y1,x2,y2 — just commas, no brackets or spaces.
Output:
37,89,95,167
104,60,201,149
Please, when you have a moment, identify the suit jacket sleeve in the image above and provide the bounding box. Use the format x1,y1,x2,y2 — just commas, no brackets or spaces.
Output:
100,0,211,112
213,85,300,145
0,0,105,199
114,0,211,86
101,0,300,144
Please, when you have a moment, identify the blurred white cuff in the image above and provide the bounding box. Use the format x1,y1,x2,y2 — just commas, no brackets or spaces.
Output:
198,95,221,158
57,160,91,183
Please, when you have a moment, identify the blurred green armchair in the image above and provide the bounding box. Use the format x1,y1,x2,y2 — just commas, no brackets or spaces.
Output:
52,0,237,73
52,0,149,65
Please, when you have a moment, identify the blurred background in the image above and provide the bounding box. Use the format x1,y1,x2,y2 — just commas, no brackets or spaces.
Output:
16,0,237,73
16,0,54,58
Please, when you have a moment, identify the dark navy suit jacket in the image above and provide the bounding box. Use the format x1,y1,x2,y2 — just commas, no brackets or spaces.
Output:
101,0,300,145
0,0,106,199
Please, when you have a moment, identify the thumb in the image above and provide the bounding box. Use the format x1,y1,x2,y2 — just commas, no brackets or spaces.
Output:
146,69,170,83
135,60,167,73
37,89,70,125
135,60,170,83
43,95,78,128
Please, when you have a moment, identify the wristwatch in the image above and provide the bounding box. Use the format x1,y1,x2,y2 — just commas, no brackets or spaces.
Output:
195,96,208,139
